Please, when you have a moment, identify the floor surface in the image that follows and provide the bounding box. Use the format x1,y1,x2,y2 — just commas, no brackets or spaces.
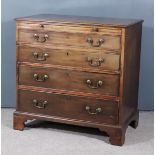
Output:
2,108,154,155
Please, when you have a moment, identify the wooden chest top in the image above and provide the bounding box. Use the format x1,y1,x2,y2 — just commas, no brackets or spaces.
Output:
15,14,143,27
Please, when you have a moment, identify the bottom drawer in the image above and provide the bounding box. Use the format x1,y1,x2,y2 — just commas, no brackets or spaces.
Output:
18,90,118,125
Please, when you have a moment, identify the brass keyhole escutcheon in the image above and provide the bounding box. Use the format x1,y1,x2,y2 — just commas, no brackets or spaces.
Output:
92,26,99,32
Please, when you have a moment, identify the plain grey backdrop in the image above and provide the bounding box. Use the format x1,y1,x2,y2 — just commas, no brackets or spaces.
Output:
2,0,154,110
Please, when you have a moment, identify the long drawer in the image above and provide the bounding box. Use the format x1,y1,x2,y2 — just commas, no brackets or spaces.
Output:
18,90,118,125
17,21,122,35
17,45,120,71
17,29,121,50
18,65,119,96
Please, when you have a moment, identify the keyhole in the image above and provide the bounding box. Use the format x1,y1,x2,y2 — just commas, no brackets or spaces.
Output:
66,51,70,56
40,24,44,28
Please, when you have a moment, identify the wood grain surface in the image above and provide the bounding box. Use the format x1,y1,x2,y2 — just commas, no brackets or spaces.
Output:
17,45,120,71
17,90,118,125
15,14,143,28
17,29,121,50
18,65,120,96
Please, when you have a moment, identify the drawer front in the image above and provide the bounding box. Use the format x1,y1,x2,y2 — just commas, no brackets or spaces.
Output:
18,90,118,125
17,21,122,35
19,65,119,96
18,45,120,71
17,29,121,50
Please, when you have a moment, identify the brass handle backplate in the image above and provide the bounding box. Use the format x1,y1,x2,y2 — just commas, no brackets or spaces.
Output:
85,106,102,115
86,38,104,47
87,57,104,67
33,34,48,43
33,52,49,61
33,74,48,82
33,99,48,109
86,79,103,89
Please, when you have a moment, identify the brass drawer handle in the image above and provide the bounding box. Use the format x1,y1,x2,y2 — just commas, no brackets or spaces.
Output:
86,79,103,89
33,74,48,82
33,34,48,43
33,99,48,109
86,38,104,47
85,106,102,115
87,57,104,67
33,52,49,61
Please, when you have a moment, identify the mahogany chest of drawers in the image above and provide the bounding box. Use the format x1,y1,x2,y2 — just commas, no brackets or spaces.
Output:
13,14,143,146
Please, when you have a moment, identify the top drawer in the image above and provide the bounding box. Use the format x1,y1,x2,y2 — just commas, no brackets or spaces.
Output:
16,22,122,51
17,21,122,35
